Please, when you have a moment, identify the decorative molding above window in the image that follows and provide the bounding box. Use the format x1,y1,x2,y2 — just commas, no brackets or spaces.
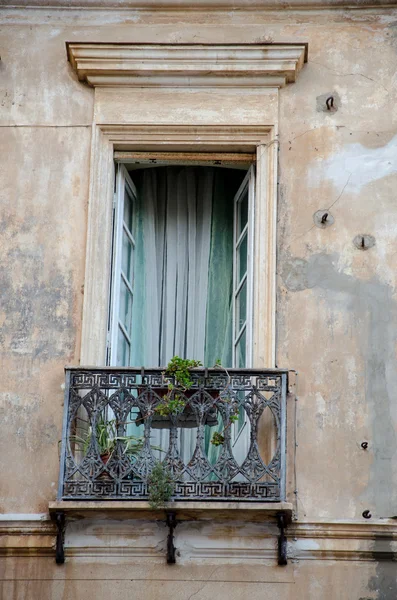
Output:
66,43,308,88
7,0,397,8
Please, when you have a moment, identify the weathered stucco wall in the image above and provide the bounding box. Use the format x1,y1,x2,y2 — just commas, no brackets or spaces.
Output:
278,24,397,521
1,3,397,599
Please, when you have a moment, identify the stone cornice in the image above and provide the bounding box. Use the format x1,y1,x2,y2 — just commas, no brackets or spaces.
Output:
1,517,397,560
4,0,397,8
66,42,308,89
0,517,56,557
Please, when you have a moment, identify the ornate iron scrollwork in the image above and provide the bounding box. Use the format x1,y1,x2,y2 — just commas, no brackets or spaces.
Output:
58,367,287,503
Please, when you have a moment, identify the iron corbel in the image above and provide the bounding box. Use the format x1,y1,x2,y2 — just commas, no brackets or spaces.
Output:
165,511,177,564
277,513,288,566
55,512,66,564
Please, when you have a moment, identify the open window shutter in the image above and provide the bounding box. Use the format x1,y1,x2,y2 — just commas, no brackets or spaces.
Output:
232,165,255,369
109,164,138,366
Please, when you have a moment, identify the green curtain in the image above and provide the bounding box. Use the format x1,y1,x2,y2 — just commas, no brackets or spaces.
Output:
203,171,234,465
125,166,244,463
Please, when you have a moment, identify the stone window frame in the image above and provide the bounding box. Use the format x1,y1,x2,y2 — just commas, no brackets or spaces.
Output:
66,43,308,369
80,124,277,369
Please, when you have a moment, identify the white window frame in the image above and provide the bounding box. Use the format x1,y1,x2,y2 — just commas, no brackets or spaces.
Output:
109,158,256,369
80,125,278,370
232,165,255,369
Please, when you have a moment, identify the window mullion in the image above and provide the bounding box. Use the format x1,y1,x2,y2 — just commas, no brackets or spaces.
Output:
233,272,247,298
118,321,132,345
120,270,134,295
235,224,248,249
122,223,136,247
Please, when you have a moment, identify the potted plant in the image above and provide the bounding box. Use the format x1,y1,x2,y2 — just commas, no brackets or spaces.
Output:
69,416,145,464
135,356,240,445
137,356,219,429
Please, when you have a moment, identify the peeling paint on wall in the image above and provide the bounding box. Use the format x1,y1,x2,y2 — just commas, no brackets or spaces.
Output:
309,136,397,193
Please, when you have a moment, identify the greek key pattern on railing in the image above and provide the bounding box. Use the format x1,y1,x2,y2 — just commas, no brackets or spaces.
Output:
58,368,287,502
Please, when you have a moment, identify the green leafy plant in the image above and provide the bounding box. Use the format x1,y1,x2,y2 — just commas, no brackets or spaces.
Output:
164,356,202,389
154,356,202,417
69,416,145,460
210,361,240,446
147,462,175,509
154,396,186,417
144,356,240,447
211,432,225,447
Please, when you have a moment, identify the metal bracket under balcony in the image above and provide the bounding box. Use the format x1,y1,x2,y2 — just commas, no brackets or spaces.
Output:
49,501,293,566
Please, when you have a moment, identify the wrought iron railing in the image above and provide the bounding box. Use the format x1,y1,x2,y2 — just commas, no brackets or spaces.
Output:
58,367,288,502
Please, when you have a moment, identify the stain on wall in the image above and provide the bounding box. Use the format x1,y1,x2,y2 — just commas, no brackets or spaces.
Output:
281,253,397,516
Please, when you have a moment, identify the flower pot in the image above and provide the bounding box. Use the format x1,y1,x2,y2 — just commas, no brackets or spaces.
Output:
100,451,111,464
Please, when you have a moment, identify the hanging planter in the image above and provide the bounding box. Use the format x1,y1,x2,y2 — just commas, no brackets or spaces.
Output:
136,356,220,429
136,387,220,429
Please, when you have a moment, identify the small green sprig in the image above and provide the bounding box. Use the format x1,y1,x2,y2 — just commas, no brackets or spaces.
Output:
164,356,202,389
210,361,240,446
155,394,186,417
148,462,175,509
154,356,202,418
211,432,225,446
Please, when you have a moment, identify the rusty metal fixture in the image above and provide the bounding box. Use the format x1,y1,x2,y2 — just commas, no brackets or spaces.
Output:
58,367,288,502
166,511,178,564
277,513,288,565
54,512,65,565
353,234,375,251
313,209,334,228
326,96,334,110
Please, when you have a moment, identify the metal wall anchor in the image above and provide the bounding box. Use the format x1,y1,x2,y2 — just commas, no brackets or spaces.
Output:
166,511,177,564
326,96,334,110
55,512,66,564
277,513,288,566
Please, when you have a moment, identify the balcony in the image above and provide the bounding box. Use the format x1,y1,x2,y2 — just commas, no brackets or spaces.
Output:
57,367,288,503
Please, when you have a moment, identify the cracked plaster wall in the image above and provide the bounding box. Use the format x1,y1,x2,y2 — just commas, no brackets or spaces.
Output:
1,3,397,599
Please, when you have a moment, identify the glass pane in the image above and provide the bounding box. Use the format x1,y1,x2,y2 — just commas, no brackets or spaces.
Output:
235,280,247,336
122,232,134,284
235,328,246,368
119,278,133,334
124,187,134,233
117,328,130,366
237,234,247,283
238,190,248,236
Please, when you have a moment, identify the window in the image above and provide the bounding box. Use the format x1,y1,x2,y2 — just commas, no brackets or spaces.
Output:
108,157,255,372
60,42,305,510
